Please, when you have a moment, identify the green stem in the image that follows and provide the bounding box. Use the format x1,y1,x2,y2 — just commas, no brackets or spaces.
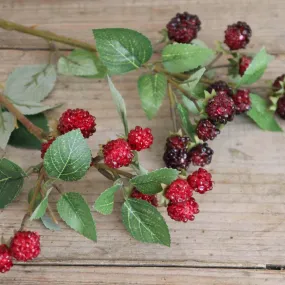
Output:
207,64,230,71
95,163,135,179
206,52,223,70
167,83,178,132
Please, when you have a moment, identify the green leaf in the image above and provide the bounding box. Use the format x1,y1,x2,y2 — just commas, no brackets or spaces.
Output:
13,101,61,115
137,73,167,119
107,76,129,135
247,93,282,132
0,112,15,150
94,182,122,215
28,187,42,210
4,65,57,103
9,113,49,150
30,188,52,220
181,94,203,115
44,130,91,181
57,192,97,241
122,198,170,246
130,168,179,195
57,49,107,78
162,44,214,73
180,68,205,92
41,214,61,231
93,28,153,75
238,48,271,86
0,158,25,208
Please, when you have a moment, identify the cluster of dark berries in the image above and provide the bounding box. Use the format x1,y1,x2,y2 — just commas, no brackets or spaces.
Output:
272,74,285,119
0,231,40,274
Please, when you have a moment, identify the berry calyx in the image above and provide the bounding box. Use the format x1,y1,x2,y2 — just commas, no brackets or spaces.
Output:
187,168,213,194
189,143,213,167
239,55,252,76
167,198,199,222
166,12,201,43
207,81,233,97
196,119,220,141
131,188,158,207
103,138,134,169
10,231,41,262
276,96,285,119
272,74,285,92
0,244,13,273
127,126,153,151
40,138,56,159
57,108,96,138
165,178,193,203
224,21,252,50
232,89,251,114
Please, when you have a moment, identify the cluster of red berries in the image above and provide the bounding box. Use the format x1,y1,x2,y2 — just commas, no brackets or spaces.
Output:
0,231,40,274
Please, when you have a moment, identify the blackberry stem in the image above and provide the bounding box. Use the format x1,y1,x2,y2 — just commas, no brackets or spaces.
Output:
205,52,223,70
207,64,231,71
167,83,178,132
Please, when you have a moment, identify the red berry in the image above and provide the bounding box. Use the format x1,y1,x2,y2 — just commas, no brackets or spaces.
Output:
239,56,252,76
224,21,252,50
206,92,235,124
10,231,40,262
167,198,199,222
187,168,213,194
103,138,134,169
207,81,233,97
58,108,96,138
189,143,213,167
131,188,158,207
232,89,251,114
0,244,13,273
196,119,220,141
276,96,285,119
165,178,193,203
127,126,153,151
41,138,56,159
166,12,201,43
272,74,285,92
166,136,190,149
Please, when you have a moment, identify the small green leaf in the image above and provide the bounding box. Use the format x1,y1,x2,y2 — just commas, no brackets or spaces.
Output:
107,76,129,135
13,101,61,115
238,48,272,86
57,49,107,78
0,112,15,150
180,68,205,92
0,158,25,209
57,192,97,241
247,93,282,132
181,94,203,115
44,130,91,181
30,188,53,220
122,198,170,246
41,214,61,231
130,168,179,195
162,44,214,73
137,73,167,119
93,28,153,75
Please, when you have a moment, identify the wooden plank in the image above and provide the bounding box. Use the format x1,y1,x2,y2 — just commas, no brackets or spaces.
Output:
1,50,285,267
1,266,285,285
0,0,285,53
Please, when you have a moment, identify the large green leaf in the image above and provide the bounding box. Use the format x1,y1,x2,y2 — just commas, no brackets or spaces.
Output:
122,199,170,246
93,28,153,75
130,168,179,195
13,101,61,115
0,158,25,208
44,130,91,181
0,112,15,150
57,192,97,241
162,44,214,73
137,73,167,119
30,188,52,220
247,94,282,132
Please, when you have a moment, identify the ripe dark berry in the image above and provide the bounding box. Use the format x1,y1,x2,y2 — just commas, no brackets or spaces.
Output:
206,93,235,124
58,108,96,138
207,81,233,97
189,143,213,167
163,148,190,170
41,138,56,159
272,74,285,92
166,136,190,149
103,138,134,169
0,244,13,273
187,168,213,194
224,21,252,50
10,231,40,262
166,12,201,43
165,178,193,203
196,119,220,141
239,55,252,76
167,198,199,222
131,188,158,207
276,96,285,119
127,126,153,151
232,89,251,114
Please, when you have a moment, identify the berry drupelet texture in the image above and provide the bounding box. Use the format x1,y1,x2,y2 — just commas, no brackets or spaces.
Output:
207,81,233,97
189,143,213,167
224,21,252,50
232,89,251,114
103,138,134,169
272,74,285,92
0,244,13,273
196,119,220,141
165,136,190,149
57,108,96,138
127,126,153,151
165,178,193,204
187,168,213,194
239,55,252,76
276,96,285,119
40,138,56,159
166,12,201,43
131,188,158,207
